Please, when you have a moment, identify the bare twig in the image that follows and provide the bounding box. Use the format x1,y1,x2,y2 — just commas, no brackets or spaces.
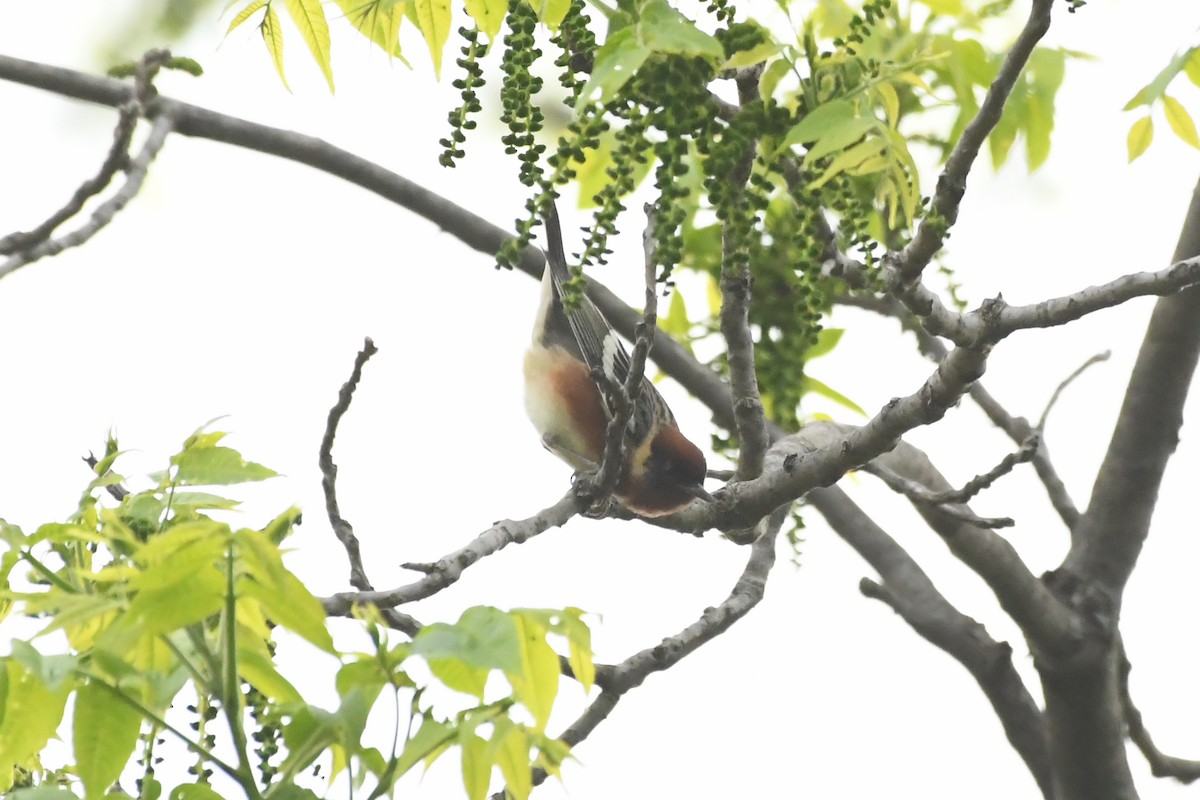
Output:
839,292,1082,531
1038,351,1111,430
1119,641,1200,783
864,435,1038,521
894,0,1055,281
500,505,787,798
991,258,1200,337
1,50,177,279
320,337,379,593
81,453,130,501
321,492,582,615
863,462,1016,529
585,203,662,505
0,111,174,280
720,71,770,483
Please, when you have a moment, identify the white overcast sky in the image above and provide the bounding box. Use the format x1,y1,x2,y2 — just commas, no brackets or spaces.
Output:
2,1,1200,798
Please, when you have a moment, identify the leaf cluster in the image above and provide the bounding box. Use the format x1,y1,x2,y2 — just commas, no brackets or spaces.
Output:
0,429,593,800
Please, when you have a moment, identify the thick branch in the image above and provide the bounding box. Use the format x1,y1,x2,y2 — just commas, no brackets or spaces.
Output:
809,487,1052,798
771,422,1079,655
1064,177,1200,600
839,292,1083,533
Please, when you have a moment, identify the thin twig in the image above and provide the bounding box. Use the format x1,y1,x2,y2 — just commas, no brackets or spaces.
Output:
0,112,174,280
321,492,582,615
894,0,1055,281
1119,640,1200,783
320,337,379,593
863,462,1015,529
720,71,770,482
497,505,787,798
839,292,1082,531
81,453,130,501
870,435,1038,510
586,202,661,503
1038,350,1111,430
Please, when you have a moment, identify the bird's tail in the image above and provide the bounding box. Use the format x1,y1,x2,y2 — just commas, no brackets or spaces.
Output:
543,200,573,286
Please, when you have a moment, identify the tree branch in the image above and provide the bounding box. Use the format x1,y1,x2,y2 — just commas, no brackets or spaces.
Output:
764,422,1080,656
582,203,662,509
838,291,1083,532
1119,642,1200,783
320,493,582,615
808,486,1053,798
320,337,379,593
719,69,770,482
1037,351,1110,431
894,0,1055,281
1064,175,1200,601
504,505,787,798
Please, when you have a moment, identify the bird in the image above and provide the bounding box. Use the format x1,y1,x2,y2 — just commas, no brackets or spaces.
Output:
524,202,711,517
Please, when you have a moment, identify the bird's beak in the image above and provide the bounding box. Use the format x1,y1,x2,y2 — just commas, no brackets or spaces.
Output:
688,483,714,503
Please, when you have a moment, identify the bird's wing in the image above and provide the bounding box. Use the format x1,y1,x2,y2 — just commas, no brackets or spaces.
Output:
543,203,678,437
543,202,634,390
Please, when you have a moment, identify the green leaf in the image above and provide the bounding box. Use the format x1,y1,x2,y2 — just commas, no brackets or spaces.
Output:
914,0,962,12
805,328,843,360
168,491,241,512
578,27,651,105
413,0,452,77
1186,47,1200,89
0,660,72,790
227,1,267,35
801,375,865,416
808,135,886,189
1024,92,1052,171
169,783,226,800
1163,95,1200,150
116,564,226,641
660,290,690,341
558,608,594,693
396,715,455,777
9,788,82,800
781,99,855,150
759,57,791,101
260,5,290,91
530,0,571,30
282,0,335,91
260,505,303,546
10,641,79,692
428,658,489,699
507,614,559,732
236,529,335,652
575,132,655,207
173,445,277,486
492,723,533,800
336,0,406,58
639,0,724,62
412,606,522,674
875,81,900,128
1127,115,1154,162
465,0,506,39
74,681,143,799
459,732,491,800
238,645,303,703
280,704,339,775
